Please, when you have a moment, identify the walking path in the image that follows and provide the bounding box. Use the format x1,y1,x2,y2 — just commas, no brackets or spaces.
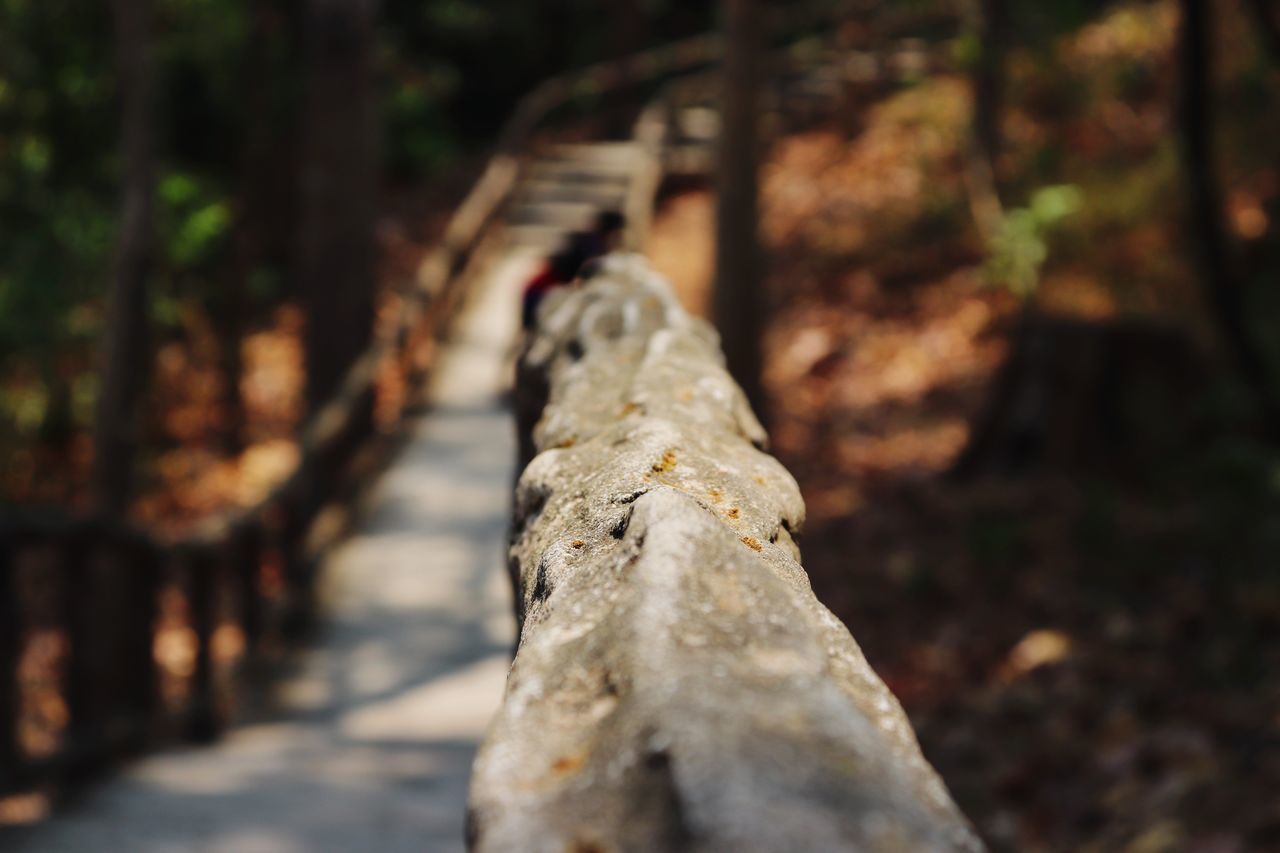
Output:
13,247,540,853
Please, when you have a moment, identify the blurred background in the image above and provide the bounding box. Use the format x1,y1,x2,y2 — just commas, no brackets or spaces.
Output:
2,0,1280,849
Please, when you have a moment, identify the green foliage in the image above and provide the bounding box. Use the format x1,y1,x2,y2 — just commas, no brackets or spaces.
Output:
159,171,231,267
0,0,115,359
952,32,982,71
985,184,1085,298
1,381,48,435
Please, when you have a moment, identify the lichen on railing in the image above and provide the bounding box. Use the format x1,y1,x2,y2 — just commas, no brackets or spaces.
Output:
469,255,982,851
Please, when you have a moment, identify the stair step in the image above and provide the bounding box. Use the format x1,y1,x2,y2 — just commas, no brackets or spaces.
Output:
503,223,583,252
507,198,614,228
523,162,635,187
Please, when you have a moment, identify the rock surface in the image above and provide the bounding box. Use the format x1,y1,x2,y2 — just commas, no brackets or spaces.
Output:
468,255,983,852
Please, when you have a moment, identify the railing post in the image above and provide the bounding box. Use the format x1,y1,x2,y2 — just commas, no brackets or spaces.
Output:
0,531,21,788
234,524,264,655
120,538,161,752
60,524,103,781
278,498,315,641
184,547,218,743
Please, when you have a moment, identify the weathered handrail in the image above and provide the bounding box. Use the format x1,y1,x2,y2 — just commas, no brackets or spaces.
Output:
470,256,981,851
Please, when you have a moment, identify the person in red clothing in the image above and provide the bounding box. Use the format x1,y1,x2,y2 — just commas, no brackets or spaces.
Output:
521,247,584,329
521,211,626,330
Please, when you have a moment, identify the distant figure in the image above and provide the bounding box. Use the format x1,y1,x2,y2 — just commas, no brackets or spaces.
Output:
521,245,588,330
573,209,627,262
521,210,626,330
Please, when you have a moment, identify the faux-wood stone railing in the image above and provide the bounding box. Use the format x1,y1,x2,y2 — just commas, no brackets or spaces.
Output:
468,255,983,852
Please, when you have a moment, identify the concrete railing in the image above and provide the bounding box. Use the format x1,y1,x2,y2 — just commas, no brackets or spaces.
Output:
468,256,982,851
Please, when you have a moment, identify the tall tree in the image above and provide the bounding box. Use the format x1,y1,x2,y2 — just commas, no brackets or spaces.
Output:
713,0,767,420
295,0,378,414
963,0,1007,242
1247,0,1280,61
973,0,1007,175
1177,0,1280,433
220,0,304,451
93,0,156,516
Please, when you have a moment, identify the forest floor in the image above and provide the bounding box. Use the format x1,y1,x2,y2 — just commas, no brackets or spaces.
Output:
647,7,1280,844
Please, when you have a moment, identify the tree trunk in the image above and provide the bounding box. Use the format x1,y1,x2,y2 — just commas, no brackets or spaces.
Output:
613,0,649,60
973,0,1006,174
713,0,767,422
1177,0,1280,433
214,277,247,453
963,0,1007,242
295,0,378,415
219,1,302,451
950,317,1202,479
93,0,156,517
1247,0,1280,61
0,544,19,783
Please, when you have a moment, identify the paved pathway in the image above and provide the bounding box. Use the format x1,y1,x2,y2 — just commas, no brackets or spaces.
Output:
13,248,539,853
